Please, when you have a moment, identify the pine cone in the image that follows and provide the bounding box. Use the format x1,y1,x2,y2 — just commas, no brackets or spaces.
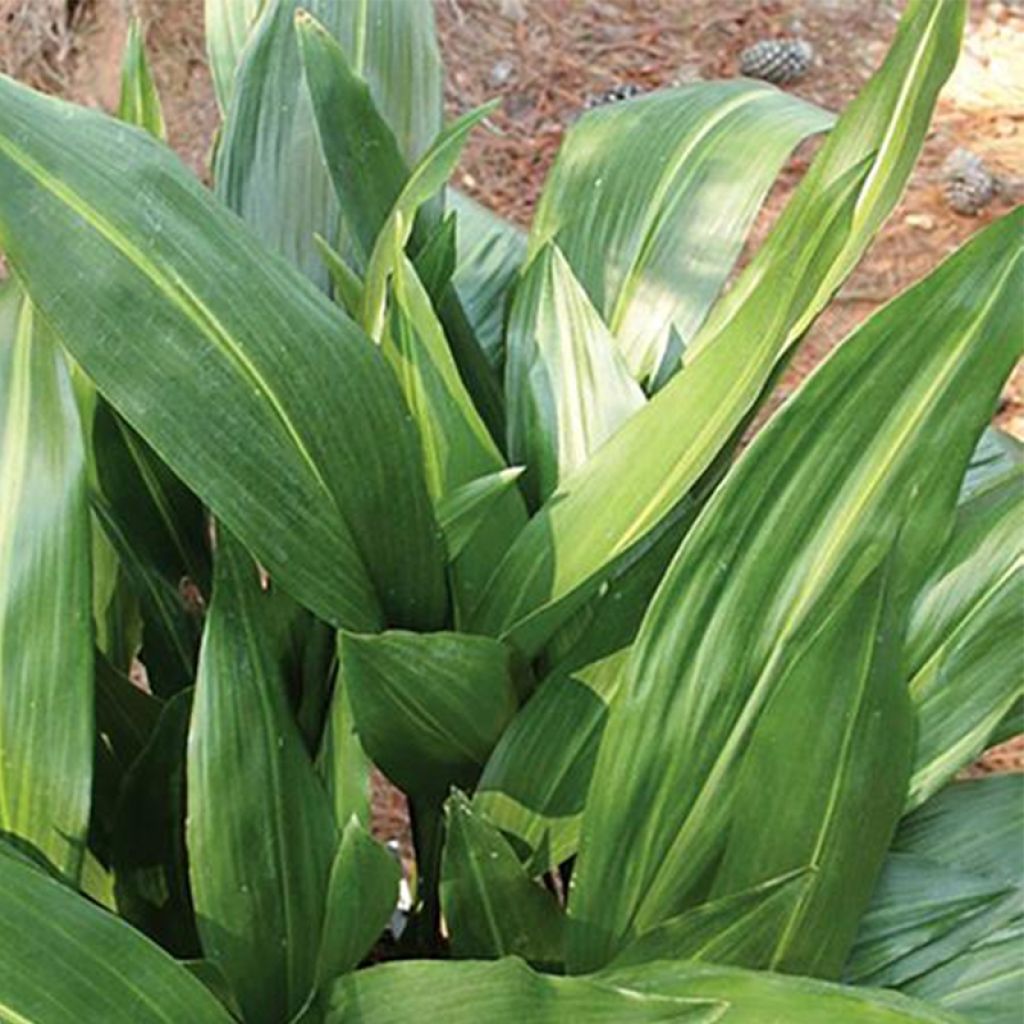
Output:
739,39,814,85
584,82,644,110
943,148,997,216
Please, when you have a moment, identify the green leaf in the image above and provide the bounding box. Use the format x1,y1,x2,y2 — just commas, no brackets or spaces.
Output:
296,9,407,271
469,0,966,656
709,555,913,978
112,689,198,957
384,255,526,619
566,211,1023,972
0,73,447,632
959,426,1022,501
448,190,527,372
505,243,646,505
437,467,525,562
441,790,565,965
904,918,1024,1024
323,957,726,1023
187,535,337,1024
601,962,970,1024
314,817,400,987
217,0,441,284
118,19,166,140
0,850,233,1022
846,852,1016,988
204,0,264,112
316,666,372,830
0,279,93,882
339,630,520,803
474,649,628,874
894,775,1024,888
528,80,832,382
362,101,498,341
905,468,1024,808
610,870,814,970
89,400,208,696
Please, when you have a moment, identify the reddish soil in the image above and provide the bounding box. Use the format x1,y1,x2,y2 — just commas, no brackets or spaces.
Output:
2,0,1020,830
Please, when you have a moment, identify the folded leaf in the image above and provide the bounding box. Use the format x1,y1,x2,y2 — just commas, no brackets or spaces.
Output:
314,817,400,987
469,0,966,656
187,535,337,1024
905,469,1024,808
339,630,519,802
0,74,447,632
323,957,725,1023
316,668,372,830
567,212,1023,972
528,80,832,382
0,280,92,881
0,850,233,1022
505,243,646,504
602,962,970,1024
441,791,565,965
610,870,814,971
959,427,1022,502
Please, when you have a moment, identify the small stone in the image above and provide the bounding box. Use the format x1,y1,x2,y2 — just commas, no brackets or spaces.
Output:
904,213,936,231
487,58,516,89
942,148,997,216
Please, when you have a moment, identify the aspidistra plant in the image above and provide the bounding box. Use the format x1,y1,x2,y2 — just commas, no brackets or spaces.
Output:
0,0,1020,1021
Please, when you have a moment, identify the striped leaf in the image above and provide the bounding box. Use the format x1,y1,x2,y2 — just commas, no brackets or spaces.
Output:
324,957,725,1024
216,0,441,284
117,19,166,141
566,211,1023,971
601,962,970,1024
0,279,92,881
0,851,233,1023
469,0,966,656
710,556,914,977
0,73,446,632
187,535,337,1024
204,0,264,112
504,243,645,505
528,80,832,382
906,468,1024,808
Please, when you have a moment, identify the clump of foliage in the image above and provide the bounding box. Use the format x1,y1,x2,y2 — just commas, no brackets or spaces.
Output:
0,1,1020,1022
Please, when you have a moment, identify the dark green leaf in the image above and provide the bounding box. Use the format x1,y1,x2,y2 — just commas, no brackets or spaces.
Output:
339,630,519,802
441,790,565,965
187,535,337,1024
